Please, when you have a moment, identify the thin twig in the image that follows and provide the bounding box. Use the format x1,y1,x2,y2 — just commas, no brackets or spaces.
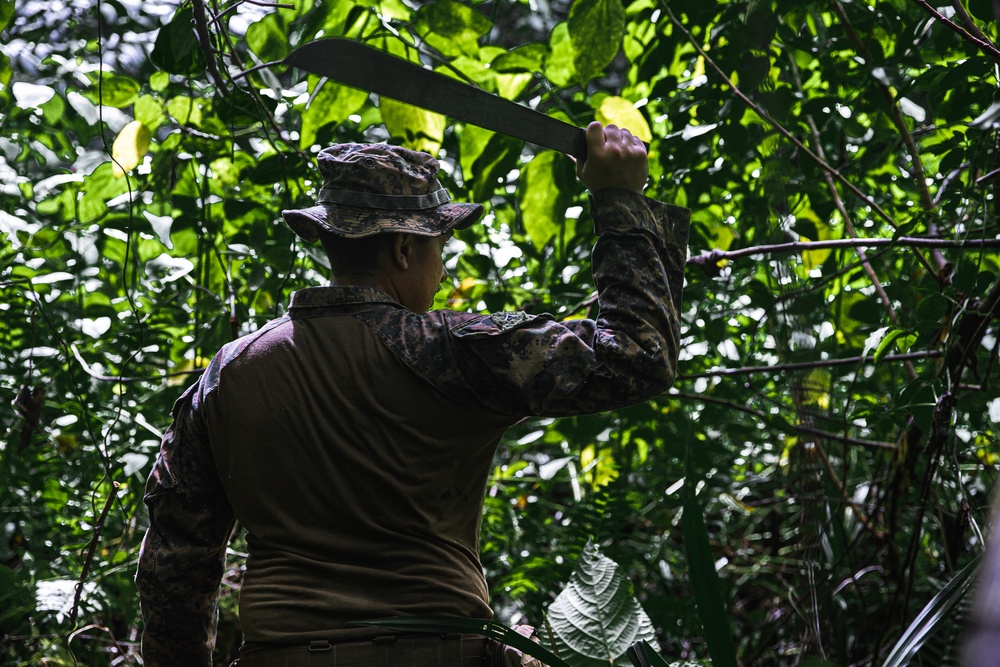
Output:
660,2,895,227
191,0,230,94
833,1,950,283
910,0,1000,65
791,51,917,380
687,235,1000,272
211,0,295,25
68,488,117,625
678,350,943,381
671,391,897,450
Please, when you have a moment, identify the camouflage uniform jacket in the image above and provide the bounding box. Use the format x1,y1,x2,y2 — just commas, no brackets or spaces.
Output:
135,188,690,666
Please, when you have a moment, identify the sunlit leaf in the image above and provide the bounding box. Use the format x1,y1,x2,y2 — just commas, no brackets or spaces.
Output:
569,0,625,84
596,96,652,142
83,72,140,108
545,22,577,87
492,43,548,74
0,0,13,32
300,79,369,149
380,98,446,154
111,120,151,177
518,151,573,250
246,12,291,62
414,0,492,58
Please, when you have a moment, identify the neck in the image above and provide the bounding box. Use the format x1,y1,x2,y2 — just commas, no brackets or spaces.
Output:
330,273,402,303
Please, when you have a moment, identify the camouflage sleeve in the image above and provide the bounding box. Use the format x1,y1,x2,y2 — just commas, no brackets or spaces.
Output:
135,382,235,667
448,188,690,416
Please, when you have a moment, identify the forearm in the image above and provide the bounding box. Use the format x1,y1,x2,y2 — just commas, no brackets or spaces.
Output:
136,503,233,666
135,384,234,666
588,188,689,393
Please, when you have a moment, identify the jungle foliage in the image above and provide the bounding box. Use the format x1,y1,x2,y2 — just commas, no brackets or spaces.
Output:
2,0,1000,664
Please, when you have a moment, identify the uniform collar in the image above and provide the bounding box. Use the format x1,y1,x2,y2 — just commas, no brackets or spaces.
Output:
288,285,403,312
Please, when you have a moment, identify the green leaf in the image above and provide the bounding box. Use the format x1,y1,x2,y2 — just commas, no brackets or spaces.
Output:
545,23,578,87
150,7,206,76
569,0,625,84
462,128,521,202
149,70,170,92
380,98,446,154
135,95,166,132
246,12,292,62
492,43,548,74
414,0,492,58
83,73,140,108
882,554,982,667
873,328,911,364
0,0,12,35
0,50,10,90
625,640,674,667
518,152,573,250
353,616,572,667
543,541,659,667
300,80,369,150
682,483,738,667
80,163,130,223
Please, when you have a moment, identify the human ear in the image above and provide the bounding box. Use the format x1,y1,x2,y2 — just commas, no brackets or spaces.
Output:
392,233,414,271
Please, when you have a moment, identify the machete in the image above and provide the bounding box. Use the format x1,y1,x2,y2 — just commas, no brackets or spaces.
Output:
282,39,589,161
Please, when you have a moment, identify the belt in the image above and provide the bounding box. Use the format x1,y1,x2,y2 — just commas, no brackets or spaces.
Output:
234,634,491,667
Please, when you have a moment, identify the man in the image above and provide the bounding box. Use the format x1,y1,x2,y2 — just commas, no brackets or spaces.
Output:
136,121,689,666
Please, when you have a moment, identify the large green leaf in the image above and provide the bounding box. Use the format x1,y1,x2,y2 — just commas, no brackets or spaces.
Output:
245,12,292,62
543,542,659,667
517,151,574,251
0,0,13,33
881,553,983,667
300,79,369,149
568,0,625,84
150,7,205,76
413,0,492,58
682,483,738,667
83,73,140,108
380,98,446,154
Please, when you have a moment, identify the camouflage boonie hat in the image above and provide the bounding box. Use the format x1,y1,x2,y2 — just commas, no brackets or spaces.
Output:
281,143,483,242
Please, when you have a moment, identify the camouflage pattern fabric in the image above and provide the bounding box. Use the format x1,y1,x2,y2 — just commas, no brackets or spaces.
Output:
136,187,689,665
281,143,483,242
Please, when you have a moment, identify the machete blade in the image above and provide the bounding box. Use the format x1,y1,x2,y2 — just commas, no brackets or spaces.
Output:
283,39,588,161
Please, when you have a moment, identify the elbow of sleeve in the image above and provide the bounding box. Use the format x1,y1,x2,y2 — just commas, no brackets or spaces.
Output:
648,348,678,395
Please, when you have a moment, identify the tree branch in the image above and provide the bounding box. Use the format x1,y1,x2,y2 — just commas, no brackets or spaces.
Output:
659,2,896,228
910,0,1000,65
191,0,230,94
678,351,943,381
687,236,1000,275
833,1,951,284
672,391,897,450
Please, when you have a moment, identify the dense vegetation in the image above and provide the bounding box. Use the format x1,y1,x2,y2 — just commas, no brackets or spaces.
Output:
2,0,999,664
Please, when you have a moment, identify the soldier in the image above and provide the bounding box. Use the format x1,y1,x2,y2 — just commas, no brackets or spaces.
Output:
135,121,689,666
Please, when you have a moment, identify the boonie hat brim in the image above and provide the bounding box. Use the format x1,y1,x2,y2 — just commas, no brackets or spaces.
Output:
280,143,485,243
282,201,483,243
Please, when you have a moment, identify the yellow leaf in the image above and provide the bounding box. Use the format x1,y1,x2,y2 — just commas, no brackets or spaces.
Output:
595,96,652,143
580,444,619,489
168,356,208,386
802,368,831,410
796,206,833,270
112,120,151,177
